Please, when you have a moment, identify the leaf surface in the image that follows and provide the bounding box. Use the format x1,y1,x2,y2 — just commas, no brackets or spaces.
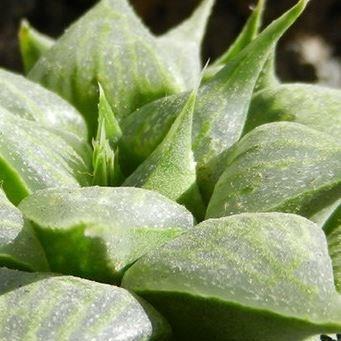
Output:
0,268,170,340
123,90,204,220
245,84,341,140
206,122,341,219
19,186,194,283
19,20,55,74
158,0,215,88
0,190,48,271
123,213,341,341
0,108,91,205
28,0,185,136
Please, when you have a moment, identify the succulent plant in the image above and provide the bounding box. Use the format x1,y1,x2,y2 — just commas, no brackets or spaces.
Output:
0,0,340,340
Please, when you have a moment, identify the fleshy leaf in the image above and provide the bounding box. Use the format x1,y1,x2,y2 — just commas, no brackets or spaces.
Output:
28,0,184,136
123,90,204,220
0,68,87,140
0,268,170,340
214,0,265,65
18,20,55,74
245,84,341,140
120,0,310,197
123,213,341,341
158,0,215,88
19,186,194,283
206,122,341,219
322,203,341,293
0,190,48,271
0,108,91,205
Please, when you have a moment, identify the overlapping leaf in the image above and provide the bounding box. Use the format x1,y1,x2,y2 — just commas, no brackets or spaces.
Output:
19,186,194,283
0,107,91,205
245,84,341,140
123,90,205,220
207,122,341,219
120,0,310,199
19,20,55,74
28,0,187,135
123,213,341,341
0,268,170,340
0,190,48,271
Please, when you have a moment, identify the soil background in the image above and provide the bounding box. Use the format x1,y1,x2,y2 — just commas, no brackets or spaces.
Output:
0,0,340,86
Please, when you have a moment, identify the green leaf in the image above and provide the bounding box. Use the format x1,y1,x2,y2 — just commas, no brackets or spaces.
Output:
206,122,341,219
0,108,91,205
120,0,309,199
158,0,215,88
321,203,341,293
0,190,48,271
18,20,55,74
123,212,341,341
28,0,185,136
19,186,194,283
123,90,205,220
214,0,265,66
0,268,170,340
0,68,87,140
245,84,341,140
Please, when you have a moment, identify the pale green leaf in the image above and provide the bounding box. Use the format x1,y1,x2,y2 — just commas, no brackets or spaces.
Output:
120,0,310,199
19,186,194,283
0,108,91,205
19,20,55,74
0,268,170,340
123,213,341,340
158,0,215,88
0,68,87,140
0,190,48,271
246,84,341,140
206,122,341,219
28,0,185,136
123,90,205,220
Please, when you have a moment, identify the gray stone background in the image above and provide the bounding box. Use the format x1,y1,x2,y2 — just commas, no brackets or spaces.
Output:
0,0,340,87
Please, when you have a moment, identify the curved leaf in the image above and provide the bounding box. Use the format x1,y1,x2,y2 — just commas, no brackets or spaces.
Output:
245,84,341,140
123,213,341,341
19,186,194,283
28,0,185,136
19,20,55,74
158,0,215,88
120,0,309,196
0,68,87,140
0,190,48,271
0,268,170,340
206,122,341,219
0,108,91,205
123,90,205,220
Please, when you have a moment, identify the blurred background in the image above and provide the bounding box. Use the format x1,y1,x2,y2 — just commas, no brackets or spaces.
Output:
0,0,340,87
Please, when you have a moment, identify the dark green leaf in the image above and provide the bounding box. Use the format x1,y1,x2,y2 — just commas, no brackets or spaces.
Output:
0,190,48,271
123,212,341,341
206,122,341,219
19,186,194,283
0,268,170,340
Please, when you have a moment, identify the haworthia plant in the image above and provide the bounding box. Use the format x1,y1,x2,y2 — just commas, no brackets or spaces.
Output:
119,0,310,200
123,213,341,341
19,186,194,283
206,122,341,219
0,0,339,339
0,268,170,340
0,190,48,272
